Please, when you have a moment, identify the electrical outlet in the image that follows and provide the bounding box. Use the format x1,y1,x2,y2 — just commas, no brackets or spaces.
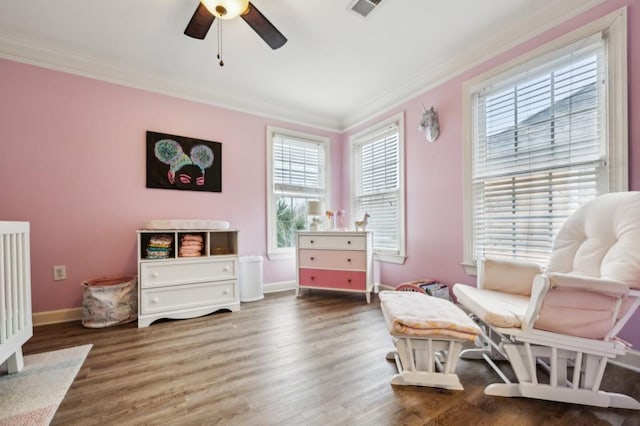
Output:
53,265,66,281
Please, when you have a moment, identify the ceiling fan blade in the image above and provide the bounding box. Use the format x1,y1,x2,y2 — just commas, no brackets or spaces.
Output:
184,3,215,39
241,2,287,50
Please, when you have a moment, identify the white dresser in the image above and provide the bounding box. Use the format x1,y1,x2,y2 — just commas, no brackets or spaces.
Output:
137,229,240,327
296,231,373,303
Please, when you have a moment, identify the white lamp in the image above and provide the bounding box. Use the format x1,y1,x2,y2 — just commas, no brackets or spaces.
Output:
201,0,249,19
307,200,324,231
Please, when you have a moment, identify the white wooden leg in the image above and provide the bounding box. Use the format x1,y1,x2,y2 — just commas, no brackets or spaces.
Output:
6,349,25,374
388,337,465,390
503,344,531,382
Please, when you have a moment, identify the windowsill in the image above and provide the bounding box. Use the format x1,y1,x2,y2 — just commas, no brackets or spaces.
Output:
462,262,477,276
266,251,295,261
375,253,406,264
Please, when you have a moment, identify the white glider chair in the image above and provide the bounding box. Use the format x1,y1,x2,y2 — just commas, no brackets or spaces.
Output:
453,192,640,409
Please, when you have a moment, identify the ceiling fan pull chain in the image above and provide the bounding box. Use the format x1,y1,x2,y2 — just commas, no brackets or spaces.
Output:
217,20,224,67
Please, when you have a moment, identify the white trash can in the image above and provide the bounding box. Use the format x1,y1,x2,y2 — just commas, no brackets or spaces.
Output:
239,256,264,302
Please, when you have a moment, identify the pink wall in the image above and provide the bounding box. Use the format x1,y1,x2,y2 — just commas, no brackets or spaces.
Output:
342,0,640,345
0,59,342,312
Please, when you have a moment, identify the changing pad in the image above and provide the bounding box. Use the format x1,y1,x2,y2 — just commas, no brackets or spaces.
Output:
142,219,230,230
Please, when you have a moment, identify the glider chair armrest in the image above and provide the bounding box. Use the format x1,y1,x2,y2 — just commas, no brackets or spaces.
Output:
522,273,632,338
546,273,629,297
478,258,543,296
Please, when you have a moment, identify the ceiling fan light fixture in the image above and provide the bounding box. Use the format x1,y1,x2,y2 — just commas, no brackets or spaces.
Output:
201,0,249,20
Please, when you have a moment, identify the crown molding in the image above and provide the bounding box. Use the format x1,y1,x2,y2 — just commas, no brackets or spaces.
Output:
0,0,605,134
340,0,606,131
0,33,343,133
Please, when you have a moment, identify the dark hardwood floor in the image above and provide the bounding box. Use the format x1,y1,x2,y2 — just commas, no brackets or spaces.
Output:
23,291,640,425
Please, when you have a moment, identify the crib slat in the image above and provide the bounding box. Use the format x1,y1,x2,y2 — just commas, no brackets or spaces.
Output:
10,233,18,336
17,233,25,329
0,235,6,344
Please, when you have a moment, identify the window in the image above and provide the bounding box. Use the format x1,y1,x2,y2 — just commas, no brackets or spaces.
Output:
350,112,406,263
462,9,628,273
267,126,330,259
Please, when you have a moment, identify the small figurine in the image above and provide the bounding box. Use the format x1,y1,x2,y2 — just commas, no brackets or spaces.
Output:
354,212,370,231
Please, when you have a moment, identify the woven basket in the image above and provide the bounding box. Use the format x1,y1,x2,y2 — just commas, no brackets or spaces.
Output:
81,274,137,328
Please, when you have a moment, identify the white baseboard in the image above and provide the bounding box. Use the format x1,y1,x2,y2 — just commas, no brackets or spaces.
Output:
33,308,82,326
264,281,386,295
31,282,297,326
263,280,296,294
378,282,395,291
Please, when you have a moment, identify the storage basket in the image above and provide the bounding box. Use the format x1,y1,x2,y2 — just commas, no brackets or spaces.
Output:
81,274,138,328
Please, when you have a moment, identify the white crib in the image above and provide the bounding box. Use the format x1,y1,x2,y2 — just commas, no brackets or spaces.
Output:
0,221,32,374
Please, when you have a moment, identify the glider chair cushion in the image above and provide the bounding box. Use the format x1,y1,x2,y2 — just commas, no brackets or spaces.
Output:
454,258,542,328
478,257,542,296
534,192,640,338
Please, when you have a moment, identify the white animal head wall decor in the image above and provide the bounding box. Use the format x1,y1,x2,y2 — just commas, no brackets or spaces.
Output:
418,105,440,143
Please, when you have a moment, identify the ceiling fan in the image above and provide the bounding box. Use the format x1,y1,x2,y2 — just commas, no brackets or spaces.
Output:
184,0,287,54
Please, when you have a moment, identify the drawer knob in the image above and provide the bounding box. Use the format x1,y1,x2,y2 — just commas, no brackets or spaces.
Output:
310,240,314,244
347,279,352,283
310,257,315,261
347,258,351,262
310,276,315,281
224,289,230,294
347,240,351,244
151,297,159,304
223,266,230,272
151,272,159,278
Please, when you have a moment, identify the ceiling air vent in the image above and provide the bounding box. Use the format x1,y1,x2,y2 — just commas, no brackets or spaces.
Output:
347,0,382,19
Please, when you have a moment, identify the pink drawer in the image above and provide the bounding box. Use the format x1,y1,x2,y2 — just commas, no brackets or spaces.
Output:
298,268,366,290
298,249,365,270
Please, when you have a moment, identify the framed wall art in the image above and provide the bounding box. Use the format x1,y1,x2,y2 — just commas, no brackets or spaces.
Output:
146,131,222,192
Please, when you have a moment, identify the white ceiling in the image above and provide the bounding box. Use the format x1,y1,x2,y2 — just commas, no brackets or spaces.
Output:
0,0,602,131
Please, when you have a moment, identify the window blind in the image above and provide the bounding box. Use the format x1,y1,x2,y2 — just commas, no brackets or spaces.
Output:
472,35,605,264
273,133,325,195
270,131,328,250
354,124,400,252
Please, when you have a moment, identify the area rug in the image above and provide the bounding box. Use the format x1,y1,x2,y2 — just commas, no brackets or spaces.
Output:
0,344,92,426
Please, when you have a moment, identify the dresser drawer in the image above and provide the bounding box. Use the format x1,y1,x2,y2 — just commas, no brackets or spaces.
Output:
141,280,237,314
298,235,365,250
140,258,236,289
298,268,366,291
298,249,366,270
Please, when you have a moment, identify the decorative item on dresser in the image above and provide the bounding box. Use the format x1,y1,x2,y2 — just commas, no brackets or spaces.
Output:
306,200,324,231
137,225,239,327
296,231,374,303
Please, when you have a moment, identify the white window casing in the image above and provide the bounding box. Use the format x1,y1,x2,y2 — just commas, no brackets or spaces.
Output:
267,126,330,260
350,112,406,264
462,8,628,275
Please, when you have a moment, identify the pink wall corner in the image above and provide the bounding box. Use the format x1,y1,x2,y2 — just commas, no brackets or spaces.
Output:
0,59,340,312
